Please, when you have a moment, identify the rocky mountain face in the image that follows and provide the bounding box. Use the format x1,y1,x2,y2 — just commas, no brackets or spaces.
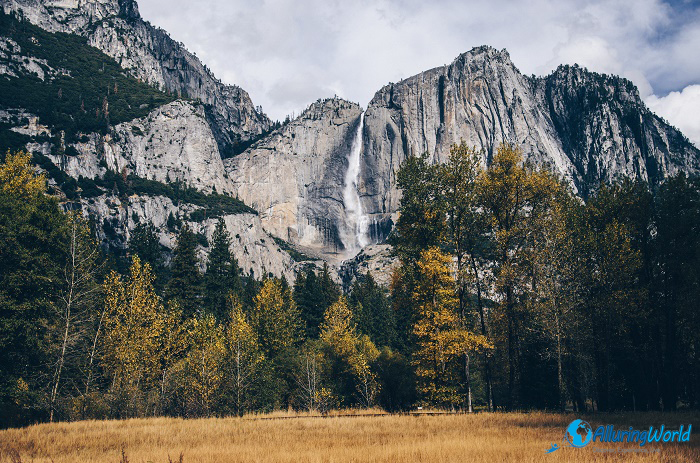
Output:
360,46,700,230
2,3,699,285
225,98,363,259
55,100,235,194
0,4,300,281
83,192,298,282
1,0,271,153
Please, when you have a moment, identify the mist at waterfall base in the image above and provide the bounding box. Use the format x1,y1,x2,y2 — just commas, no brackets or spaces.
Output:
341,112,369,257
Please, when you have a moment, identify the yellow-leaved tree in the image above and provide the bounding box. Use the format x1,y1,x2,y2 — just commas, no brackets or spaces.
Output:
102,256,165,416
475,143,559,409
0,150,45,198
251,279,302,358
320,296,380,408
224,295,264,417
412,247,491,409
181,313,226,417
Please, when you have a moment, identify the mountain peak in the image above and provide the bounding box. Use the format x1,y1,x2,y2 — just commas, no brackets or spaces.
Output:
450,45,519,75
117,0,140,20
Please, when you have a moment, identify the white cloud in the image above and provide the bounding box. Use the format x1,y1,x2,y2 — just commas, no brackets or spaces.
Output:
135,0,700,144
646,85,700,147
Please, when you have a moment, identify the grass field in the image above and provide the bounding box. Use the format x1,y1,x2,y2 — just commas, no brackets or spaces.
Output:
1,411,698,463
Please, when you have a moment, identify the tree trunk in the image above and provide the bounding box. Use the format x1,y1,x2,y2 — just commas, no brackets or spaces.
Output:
470,255,493,411
465,352,473,413
556,311,564,413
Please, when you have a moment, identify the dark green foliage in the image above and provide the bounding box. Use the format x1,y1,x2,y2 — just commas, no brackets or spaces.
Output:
389,154,445,264
375,348,416,412
0,11,174,138
348,272,396,348
166,212,182,232
111,176,257,217
165,225,202,318
127,222,165,287
293,264,340,338
0,123,32,153
30,152,80,199
271,236,314,262
651,174,700,410
0,188,68,426
204,218,242,319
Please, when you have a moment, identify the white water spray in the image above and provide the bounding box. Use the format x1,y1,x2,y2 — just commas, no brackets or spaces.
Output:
342,112,369,255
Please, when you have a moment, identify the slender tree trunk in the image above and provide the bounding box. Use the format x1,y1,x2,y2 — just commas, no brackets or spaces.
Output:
50,308,71,422
51,226,78,422
85,305,107,397
555,311,564,413
506,285,516,410
470,254,493,411
465,352,473,413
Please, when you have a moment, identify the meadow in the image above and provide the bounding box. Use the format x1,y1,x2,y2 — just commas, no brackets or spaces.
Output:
1,411,698,463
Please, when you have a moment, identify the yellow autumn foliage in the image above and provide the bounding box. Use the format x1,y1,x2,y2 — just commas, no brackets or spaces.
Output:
0,150,46,198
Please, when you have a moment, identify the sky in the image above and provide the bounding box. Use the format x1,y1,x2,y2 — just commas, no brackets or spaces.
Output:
136,0,700,146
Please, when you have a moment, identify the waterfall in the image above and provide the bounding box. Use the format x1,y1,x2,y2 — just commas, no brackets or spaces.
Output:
342,112,369,255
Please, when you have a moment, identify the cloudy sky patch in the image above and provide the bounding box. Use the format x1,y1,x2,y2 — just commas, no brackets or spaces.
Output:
137,0,700,146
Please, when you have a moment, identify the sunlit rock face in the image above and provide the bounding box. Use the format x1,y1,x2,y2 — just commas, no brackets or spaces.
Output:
225,98,363,258
361,46,700,230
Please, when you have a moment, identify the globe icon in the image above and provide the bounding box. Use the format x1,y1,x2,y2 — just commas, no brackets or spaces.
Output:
566,419,593,448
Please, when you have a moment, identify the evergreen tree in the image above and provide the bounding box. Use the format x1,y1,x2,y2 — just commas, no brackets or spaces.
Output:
204,218,242,320
349,272,396,348
166,224,202,318
389,154,445,264
0,150,67,427
293,265,339,338
653,174,700,409
128,222,164,287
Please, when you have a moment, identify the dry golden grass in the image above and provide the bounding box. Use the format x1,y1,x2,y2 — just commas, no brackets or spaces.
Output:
1,411,698,463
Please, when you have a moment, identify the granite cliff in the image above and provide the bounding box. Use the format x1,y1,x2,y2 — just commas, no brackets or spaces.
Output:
1,0,272,154
359,46,700,230
2,3,700,285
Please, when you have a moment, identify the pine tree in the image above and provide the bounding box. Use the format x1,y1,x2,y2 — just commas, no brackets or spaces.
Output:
166,224,202,318
349,272,396,348
0,150,66,426
204,218,242,320
128,222,163,276
295,268,321,337
390,154,445,264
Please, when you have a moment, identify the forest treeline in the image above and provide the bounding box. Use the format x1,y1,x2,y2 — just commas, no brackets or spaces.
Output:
0,143,698,428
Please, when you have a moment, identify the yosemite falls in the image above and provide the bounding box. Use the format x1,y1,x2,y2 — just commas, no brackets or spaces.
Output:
342,112,369,256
